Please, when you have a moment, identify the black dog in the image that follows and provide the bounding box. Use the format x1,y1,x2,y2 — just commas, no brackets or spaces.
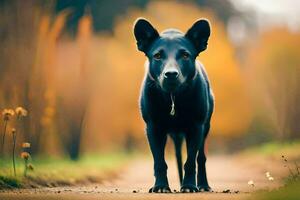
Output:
133,18,214,193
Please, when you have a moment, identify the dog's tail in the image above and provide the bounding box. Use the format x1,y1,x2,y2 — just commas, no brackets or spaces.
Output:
171,133,184,186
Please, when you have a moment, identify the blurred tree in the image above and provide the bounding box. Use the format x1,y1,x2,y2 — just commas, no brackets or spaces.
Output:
55,0,148,35
0,0,87,159
54,0,240,34
245,27,300,140
58,11,93,160
191,0,239,24
0,0,52,154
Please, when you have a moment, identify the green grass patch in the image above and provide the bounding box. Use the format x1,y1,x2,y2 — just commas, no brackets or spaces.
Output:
0,175,21,189
0,152,136,189
241,140,300,159
252,180,300,200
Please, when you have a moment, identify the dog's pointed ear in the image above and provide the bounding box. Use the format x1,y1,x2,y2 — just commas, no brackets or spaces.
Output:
185,19,210,55
133,18,159,53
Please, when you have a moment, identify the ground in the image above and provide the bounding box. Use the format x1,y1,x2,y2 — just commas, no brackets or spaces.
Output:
0,154,282,200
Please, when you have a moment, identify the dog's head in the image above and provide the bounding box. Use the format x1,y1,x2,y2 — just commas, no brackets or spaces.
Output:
134,18,210,93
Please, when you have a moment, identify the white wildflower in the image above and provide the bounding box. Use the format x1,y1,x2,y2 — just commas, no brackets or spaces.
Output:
248,180,255,186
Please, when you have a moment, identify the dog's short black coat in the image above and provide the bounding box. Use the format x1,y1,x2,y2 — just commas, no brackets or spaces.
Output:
133,18,214,193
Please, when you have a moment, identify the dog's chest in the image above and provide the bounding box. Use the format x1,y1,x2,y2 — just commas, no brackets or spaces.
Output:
149,93,208,125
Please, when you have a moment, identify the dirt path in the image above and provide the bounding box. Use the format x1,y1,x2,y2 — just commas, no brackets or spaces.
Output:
0,155,281,200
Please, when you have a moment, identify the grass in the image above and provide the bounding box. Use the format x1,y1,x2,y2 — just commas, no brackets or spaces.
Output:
0,176,21,189
252,180,300,200
240,140,300,160
0,152,135,189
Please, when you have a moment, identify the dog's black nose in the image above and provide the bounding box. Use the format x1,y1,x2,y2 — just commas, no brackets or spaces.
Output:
164,71,179,79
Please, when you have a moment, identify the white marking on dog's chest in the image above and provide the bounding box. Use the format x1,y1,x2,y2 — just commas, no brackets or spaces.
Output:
170,94,175,116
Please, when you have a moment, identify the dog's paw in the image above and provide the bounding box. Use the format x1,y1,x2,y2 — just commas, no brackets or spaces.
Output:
149,185,172,193
198,185,212,192
180,185,198,193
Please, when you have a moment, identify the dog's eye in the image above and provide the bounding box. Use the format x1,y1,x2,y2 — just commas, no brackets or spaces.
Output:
153,53,162,60
182,52,190,60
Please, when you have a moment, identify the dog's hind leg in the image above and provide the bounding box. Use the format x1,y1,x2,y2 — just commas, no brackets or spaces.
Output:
170,133,184,186
146,124,171,193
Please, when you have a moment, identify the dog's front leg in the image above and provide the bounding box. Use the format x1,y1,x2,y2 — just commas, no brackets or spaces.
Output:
197,123,212,192
181,124,203,193
146,124,171,193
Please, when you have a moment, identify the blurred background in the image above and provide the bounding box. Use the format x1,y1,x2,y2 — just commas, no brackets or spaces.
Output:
0,0,299,160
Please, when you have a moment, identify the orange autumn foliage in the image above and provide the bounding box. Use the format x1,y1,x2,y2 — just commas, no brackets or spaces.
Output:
0,1,253,154
245,27,300,140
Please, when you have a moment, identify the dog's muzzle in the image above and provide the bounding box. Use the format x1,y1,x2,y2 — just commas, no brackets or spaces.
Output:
162,69,180,92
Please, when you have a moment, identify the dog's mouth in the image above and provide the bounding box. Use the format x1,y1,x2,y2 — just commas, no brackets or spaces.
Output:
161,80,181,92
157,73,186,92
